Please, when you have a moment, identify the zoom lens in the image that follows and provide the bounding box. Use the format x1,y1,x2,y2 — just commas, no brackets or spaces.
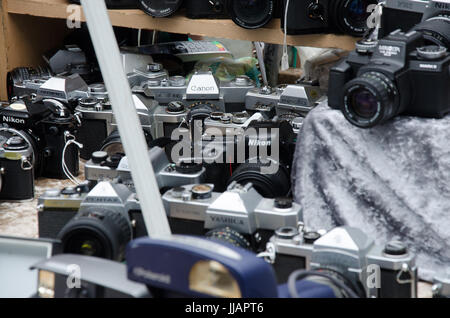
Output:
228,0,275,29
343,72,400,128
58,208,132,261
331,0,377,36
138,0,183,17
413,16,450,49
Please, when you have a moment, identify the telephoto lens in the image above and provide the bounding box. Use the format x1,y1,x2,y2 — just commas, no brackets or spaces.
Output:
227,0,276,29
137,0,184,17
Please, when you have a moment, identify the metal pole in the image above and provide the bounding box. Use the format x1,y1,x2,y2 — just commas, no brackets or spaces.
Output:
80,0,171,237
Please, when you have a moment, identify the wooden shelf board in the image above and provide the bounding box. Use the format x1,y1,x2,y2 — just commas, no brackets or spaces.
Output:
6,0,357,50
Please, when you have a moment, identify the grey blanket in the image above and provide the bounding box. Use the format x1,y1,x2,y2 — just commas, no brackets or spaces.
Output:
292,100,450,281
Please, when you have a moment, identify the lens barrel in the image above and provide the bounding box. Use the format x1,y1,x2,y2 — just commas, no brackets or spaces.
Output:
58,208,132,261
227,0,275,29
330,0,377,36
413,16,450,49
137,0,183,17
342,72,400,128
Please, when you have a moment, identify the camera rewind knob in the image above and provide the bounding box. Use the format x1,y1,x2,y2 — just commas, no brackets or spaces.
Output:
91,151,108,164
384,241,408,256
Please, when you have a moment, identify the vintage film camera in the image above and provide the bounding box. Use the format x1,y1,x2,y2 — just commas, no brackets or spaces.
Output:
133,71,256,112
281,0,378,36
328,29,450,128
380,0,450,48
245,83,323,117
38,181,143,261
75,83,158,159
84,146,206,192
0,128,34,200
0,97,80,179
162,182,302,252
260,225,418,298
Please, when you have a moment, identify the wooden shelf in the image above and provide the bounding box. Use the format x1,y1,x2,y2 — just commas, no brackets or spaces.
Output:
0,0,358,100
6,0,357,50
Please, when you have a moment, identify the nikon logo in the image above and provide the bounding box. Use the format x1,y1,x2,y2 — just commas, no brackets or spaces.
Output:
190,86,216,92
435,2,450,9
210,216,245,225
2,116,25,124
248,139,271,147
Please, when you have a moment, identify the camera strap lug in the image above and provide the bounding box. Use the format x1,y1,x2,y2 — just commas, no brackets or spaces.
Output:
20,156,33,171
396,263,414,285
257,242,276,264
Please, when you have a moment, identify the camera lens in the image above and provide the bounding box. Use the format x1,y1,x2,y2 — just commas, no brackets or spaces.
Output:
228,0,275,29
101,130,153,156
58,208,132,261
227,161,290,198
343,72,401,128
413,16,450,49
137,0,183,17
331,0,377,36
206,227,251,250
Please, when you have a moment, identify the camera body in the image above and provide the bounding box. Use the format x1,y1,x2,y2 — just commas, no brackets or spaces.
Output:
263,225,418,298
281,0,377,36
328,30,450,127
162,182,302,252
75,83,159,159
84,146,206,192
38,181,146,261
185,0,228,19
0,98,80,179
245,84,323,117
134,71,256,112
380,0,450,47
0,128,34,200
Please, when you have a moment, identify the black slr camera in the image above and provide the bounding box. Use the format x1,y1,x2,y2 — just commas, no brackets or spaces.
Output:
281,0,378,36
185,0,229,19
380,0,450,48
328,30,450,128
0,98,80,179
0,127,34,200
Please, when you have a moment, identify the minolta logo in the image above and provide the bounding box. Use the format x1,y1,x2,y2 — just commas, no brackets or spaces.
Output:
248,139,271,147
133,267,171,285
210,216,244,225
190,86,216,92
2,116,25,124
378,45,401,57
420,64,437,69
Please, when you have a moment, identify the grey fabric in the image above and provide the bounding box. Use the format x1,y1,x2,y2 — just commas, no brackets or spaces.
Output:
292,100,450,281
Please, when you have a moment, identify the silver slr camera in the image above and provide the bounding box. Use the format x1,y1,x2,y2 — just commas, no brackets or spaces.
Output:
261,225,418,298
133,70,256,112
245,82,323,116
74,83,159,159
162,182,302,251
84,146,206,191
38,181,144,261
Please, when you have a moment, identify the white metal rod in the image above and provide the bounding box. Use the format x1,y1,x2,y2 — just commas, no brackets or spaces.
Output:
80,0,171,237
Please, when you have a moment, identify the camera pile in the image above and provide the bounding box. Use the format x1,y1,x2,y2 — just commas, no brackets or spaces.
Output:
0,0,449,299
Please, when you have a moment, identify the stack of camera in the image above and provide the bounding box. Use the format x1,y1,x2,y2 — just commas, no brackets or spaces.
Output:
69,0,378,36
8,0,450,299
